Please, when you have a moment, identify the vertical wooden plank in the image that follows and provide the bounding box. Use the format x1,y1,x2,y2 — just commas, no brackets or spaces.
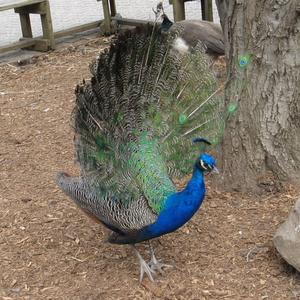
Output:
19,13,33,38
40,0,55,49
206,0,213,21
173,0,185,22
201,0,213,21
102,0,112,34
109,0,117,17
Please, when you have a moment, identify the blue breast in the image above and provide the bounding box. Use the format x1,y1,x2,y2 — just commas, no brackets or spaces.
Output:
137,167,206,242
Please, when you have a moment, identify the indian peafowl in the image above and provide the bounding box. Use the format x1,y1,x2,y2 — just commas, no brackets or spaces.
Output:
161,14,225,56
56,24,222,282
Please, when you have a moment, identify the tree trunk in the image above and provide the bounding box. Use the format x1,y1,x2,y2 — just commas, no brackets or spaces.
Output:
215,0,300,192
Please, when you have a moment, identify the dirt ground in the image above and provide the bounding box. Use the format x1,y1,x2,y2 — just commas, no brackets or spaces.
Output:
1,36,300,300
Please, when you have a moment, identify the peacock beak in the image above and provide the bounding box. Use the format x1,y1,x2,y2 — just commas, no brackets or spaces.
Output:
211,166,219,174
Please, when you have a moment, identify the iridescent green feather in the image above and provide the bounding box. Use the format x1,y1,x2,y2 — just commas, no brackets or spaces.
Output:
128,134,176,213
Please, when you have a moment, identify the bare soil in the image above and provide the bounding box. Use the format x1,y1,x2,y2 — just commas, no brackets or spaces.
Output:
1,36,300,300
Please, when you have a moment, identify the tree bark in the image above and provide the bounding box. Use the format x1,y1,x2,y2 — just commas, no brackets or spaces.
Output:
215,0,300,192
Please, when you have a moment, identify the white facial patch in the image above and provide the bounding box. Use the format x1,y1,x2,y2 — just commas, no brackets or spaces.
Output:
200,160,208,170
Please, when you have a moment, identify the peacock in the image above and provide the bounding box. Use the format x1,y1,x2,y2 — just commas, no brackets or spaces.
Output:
56,24,222,282
160,13,225,56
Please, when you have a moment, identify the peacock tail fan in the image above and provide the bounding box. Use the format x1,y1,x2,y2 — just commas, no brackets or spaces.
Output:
72,24,224,214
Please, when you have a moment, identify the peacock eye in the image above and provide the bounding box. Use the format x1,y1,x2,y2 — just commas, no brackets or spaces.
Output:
206,164,213,170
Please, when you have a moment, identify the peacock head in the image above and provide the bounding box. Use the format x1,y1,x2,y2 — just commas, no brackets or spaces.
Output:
197,153,218,173
193,137,219,173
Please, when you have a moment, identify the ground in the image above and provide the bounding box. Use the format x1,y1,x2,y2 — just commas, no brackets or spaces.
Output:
1,35,300,300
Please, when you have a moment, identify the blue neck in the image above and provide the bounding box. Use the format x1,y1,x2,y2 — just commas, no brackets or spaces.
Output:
183,165,205,196
135,164,206,243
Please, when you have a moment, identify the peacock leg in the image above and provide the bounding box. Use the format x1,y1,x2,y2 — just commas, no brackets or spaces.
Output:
148,241,172,274
132,245,155,282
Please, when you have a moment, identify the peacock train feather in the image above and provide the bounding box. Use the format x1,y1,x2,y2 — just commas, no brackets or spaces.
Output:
57,24,223,281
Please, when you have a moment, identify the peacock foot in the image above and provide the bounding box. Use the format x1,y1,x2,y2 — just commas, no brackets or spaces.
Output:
132,245,156,282
148,241,172,275
149,253,173,275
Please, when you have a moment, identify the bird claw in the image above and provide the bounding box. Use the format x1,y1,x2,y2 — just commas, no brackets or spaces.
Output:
133,245,156,283
149,255,172,275
133,243,172,282
139,258,156,283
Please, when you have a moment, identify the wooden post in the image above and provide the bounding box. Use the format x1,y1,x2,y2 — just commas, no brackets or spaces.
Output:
172,0,185,21
19,13,33,38
40,0,55,49
201,0,213,21
14,0,55,50
102,0,111,34
109,0,117,17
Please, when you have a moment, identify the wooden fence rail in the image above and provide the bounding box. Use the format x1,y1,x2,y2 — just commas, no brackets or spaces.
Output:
0,0,55,53
0,0,213,54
